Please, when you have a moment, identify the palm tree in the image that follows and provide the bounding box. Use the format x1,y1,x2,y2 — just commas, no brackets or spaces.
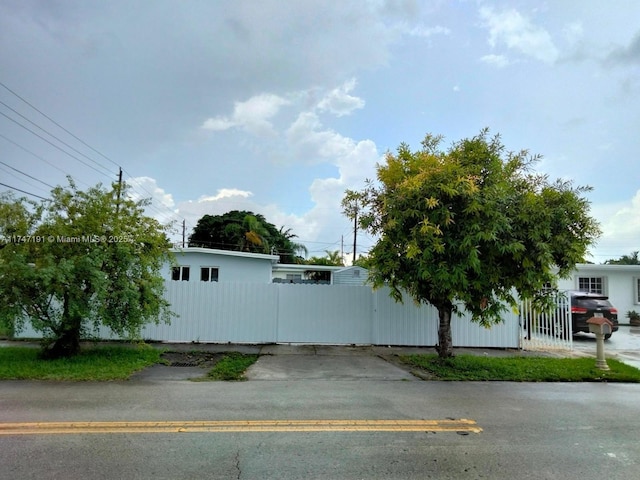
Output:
278,226,308,261
241,215,270,253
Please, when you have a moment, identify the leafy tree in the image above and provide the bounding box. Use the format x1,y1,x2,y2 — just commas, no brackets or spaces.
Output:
304,250,344,282
189,210,306,263
344,130,600,358
604,251,640,265
0,180,173,359
307,250,344,266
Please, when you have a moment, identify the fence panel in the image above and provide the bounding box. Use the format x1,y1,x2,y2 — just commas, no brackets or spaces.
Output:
13,282,521,348
142,282,278,343
371,288,439,346
276,284,372,343
451,309,520,348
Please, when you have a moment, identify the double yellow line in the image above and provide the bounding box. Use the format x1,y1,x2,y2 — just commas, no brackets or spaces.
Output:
0,419,482,435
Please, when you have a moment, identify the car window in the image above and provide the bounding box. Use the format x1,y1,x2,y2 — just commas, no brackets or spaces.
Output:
573,298,613,309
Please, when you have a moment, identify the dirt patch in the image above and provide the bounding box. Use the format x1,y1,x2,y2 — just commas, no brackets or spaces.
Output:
161,351,223,368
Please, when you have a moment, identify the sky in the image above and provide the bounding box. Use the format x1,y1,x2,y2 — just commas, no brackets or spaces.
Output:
0,0,639,263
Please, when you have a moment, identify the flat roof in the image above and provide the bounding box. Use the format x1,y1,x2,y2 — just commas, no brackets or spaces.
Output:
170,247,280,262
272,264,346,272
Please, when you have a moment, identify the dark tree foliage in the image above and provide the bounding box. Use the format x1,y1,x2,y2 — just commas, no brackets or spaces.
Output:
604,251,640,265
188,210,307,264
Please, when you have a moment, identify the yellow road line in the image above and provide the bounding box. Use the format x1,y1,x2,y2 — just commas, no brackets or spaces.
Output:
0,419,482,435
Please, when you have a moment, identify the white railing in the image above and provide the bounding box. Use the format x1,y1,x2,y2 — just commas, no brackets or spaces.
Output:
520,292,572,350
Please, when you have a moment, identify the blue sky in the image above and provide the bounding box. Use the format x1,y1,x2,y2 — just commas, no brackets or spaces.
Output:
1,0,639,263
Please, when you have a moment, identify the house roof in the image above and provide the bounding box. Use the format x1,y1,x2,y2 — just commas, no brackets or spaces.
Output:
170,247,280,262
574,263,640,273
272,263,346,272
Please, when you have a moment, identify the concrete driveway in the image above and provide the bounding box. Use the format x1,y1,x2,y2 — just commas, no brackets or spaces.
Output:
245,345,416,381
572,325,640,369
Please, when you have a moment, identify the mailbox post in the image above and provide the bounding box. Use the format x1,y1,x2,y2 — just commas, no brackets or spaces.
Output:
586,317,613,371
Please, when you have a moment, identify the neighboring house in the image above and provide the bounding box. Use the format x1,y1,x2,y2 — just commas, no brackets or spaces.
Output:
557,264,640,319
168,247,279,284
332,266,369,286
272,264,368,285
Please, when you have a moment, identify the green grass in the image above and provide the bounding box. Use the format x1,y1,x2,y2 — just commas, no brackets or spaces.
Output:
0,345,162,381
204,352,258,381
0,324,13,339
400,354,640,382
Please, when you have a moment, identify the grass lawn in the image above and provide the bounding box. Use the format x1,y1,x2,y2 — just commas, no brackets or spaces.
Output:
400,354,640,382
203,352,259,381
0,345,162,381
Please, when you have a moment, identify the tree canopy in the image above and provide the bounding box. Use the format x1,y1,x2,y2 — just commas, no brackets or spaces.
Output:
188,210,307,263
0,180,173,358
604,251,640,265
343,130,600,357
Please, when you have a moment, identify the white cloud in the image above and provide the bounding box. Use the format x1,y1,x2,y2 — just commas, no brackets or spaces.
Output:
563,21,584,45
317,78,365,117
404,24,451,38
590,190,640,261
480,53,510,68
198,188,253,203
126,176,175,209
480,7,559,63
201,93,290,136
286,112,356,163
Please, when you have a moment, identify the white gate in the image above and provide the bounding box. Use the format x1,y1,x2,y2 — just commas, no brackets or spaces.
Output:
520,292,572,350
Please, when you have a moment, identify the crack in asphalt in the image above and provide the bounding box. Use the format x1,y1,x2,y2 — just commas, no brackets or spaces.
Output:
234,450,241,479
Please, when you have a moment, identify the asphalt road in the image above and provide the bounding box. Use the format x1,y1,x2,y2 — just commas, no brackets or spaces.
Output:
2,345,640,479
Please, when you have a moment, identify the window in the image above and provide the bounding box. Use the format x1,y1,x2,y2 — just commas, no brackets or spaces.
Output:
286,274,302,282
635,278,640,304
201,267,219,282
171,266,190,281
577,276,604,294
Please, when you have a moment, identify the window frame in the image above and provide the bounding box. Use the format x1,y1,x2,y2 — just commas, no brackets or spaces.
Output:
200,266,219,282
171,266,190,281
577,276,606,295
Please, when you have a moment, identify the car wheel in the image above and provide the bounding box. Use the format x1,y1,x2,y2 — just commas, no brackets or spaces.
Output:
604,334,612,340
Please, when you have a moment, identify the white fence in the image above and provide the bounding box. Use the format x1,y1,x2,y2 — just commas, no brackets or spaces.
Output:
15,282,522,348
519,292,572,350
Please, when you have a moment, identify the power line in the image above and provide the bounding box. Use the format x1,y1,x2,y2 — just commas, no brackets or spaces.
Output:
0,110,112,179
0,182,48,200
0,79,121,170
0,159,54,188
0,133,88,186
0,81,183,224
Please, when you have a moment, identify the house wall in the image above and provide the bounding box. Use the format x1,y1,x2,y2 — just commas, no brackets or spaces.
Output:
557,264,640,319
168,250,274,283
333,267,368,286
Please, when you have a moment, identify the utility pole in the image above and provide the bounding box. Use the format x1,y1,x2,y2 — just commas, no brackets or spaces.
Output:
115,167,123,214
341,235,344,261
352,200,358,265
182,219,186,248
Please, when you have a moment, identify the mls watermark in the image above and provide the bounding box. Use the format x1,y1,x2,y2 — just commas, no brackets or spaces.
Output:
1,235,135,244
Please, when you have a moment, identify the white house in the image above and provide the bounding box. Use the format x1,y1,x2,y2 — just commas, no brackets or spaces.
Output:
271,264,368,285
168,247,279,284
557,264,640,320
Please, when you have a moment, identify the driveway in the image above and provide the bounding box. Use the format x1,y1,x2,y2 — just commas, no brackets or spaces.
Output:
246,345,416,381
572,325,640,369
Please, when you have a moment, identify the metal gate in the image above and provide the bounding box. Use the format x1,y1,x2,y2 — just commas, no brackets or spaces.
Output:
520,292,572,350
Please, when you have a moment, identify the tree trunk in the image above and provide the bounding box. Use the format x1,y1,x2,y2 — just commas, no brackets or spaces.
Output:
435,302,454,358
42,326,81,359
41,292,82,359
